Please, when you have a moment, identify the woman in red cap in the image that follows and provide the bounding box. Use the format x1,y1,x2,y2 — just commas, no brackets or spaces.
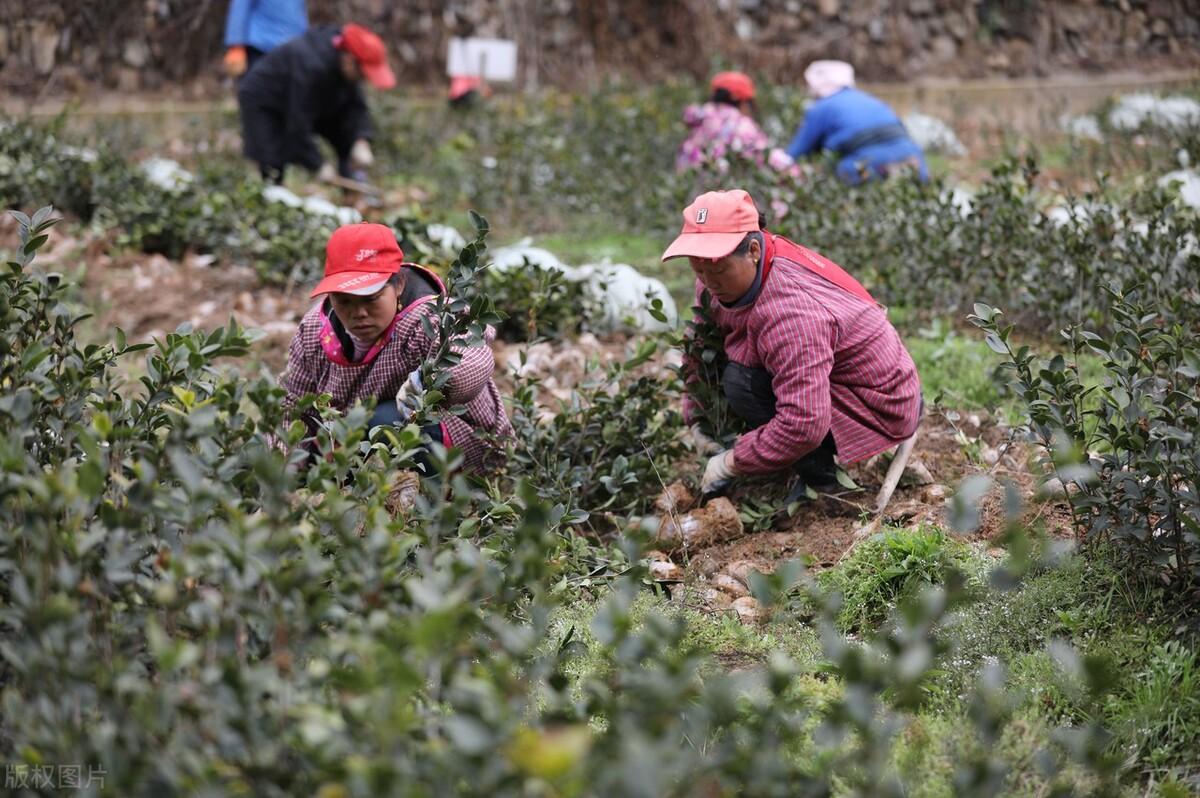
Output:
676,72,794,173
237,22,396,184
280,223,511,473
664,190,921,500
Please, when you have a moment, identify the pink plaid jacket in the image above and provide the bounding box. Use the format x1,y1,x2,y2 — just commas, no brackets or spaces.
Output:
684,234,921,474
281,271,511,471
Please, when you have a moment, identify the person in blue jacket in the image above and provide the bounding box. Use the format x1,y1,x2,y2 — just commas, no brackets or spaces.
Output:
785,60,928,186
223,0,308,78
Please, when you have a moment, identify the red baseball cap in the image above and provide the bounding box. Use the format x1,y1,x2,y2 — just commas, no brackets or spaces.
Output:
662,190,762,261
310,223,404,298
336,24,396,90
711,71,755,102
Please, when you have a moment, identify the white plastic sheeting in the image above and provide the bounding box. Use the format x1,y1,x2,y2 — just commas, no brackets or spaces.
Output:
903,112,966,156
261,184,361,225
573,260,677,333
1158,169,1200,209
489,241,678,333
1059,113,1104,142
425,223,467,254
1108,94,1200,132
140,157,194,192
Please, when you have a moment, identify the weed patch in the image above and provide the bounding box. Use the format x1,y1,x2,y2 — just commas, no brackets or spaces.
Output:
818,524,976,633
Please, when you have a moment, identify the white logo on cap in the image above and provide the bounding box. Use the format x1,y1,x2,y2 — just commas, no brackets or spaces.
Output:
355,248,379,262
696,208,708,224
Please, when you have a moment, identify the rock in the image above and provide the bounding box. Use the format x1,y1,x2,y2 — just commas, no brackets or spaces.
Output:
908,0,934,14
732,596,765,624
944,11,970,40
710,573,750,598
903,459,935,486
817,0,839,17
654,481,696,517
725,559,767,584
1040,477,1080,498
29,21,59,75
649,560,683,582
867,17,886,41
702,588,733,609
123,40,150,68
930,34,958,61
116,67,139,92
921,484,949,503
692,551,723,577
980,446,1001,466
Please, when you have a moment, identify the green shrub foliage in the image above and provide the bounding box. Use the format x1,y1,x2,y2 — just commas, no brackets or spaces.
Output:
480,258,593,342
971,280,1200,603
6,105,1199,337
0,209,1138,795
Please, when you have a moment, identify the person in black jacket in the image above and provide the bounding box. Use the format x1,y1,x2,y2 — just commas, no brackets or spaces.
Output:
237,22,395,183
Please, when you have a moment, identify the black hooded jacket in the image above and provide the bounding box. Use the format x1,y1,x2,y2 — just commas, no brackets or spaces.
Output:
237,24,372,172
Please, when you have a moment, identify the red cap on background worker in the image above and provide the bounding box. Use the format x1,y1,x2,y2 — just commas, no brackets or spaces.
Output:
334,23,397,90
710,71,756,103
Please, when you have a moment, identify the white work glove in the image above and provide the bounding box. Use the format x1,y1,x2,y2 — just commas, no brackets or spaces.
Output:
395,370,425,420
701,449,738,495
315,162,338,183
689,424,722,456
350,139,374,168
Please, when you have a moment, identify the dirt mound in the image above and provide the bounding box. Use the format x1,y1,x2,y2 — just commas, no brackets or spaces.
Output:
645,409,1076,619
2,214,312,371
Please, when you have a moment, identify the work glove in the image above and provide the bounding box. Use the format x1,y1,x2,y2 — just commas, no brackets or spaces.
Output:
701,449,738,496
350,139,374,168
223,46,248,77
395,370,425,421
689,424,722,456
315,162,338,183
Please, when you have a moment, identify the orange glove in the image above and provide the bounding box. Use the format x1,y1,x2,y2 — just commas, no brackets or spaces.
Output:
224,46,248,77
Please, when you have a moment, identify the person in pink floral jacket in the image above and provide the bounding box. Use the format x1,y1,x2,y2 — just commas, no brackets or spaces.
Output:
676,71,795,174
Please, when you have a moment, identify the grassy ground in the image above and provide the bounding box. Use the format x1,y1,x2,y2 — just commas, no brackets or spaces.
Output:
548,537,1200,795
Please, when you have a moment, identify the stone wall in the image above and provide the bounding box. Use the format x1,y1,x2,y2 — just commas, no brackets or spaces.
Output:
1,0,1197,96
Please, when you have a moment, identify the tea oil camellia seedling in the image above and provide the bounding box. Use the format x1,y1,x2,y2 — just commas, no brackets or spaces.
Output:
3,80,1199,795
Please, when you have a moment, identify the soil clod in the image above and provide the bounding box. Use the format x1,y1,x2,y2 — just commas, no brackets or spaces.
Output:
731,596,765,625
656,496,744,552
654,481,696,516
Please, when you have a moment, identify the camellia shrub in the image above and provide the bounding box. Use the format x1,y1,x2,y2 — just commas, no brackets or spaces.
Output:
1,207,1134,795
6,106,1199,337
971,278,1200,608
